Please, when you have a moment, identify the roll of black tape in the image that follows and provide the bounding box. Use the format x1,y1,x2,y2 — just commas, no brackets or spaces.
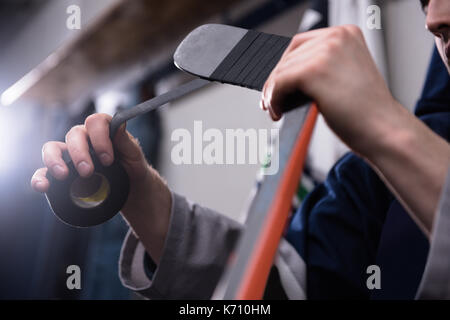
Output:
45,149,129,227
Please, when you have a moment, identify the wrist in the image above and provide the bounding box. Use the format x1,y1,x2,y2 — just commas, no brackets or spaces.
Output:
120,165,172,264
357,101,450,233
357,100,413,164
121,165,172,231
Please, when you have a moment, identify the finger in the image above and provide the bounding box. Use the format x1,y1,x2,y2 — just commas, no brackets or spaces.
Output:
262,67,303,118
283,27,331,56
264,40,328,115
42,141,68,180
281,34,329,66
284,26,364,67
266,68,307,119
261,79,270,112
341,24,365,45
265,79,284,120
261,77,270,111
274,42,326,77
85,114,114,166
259,99,267,111
65,125,94,178
268,103,282,121
262,34,327,113
31,168,50,193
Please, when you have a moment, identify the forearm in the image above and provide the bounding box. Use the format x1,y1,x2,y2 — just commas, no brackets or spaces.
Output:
363,102,450,236
120,165,172,264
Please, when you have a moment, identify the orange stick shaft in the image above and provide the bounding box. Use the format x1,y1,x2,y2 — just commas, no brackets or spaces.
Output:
236,104,319,299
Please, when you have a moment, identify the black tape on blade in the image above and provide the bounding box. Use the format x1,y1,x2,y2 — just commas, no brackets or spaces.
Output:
209,30,290,91
174,24,310,111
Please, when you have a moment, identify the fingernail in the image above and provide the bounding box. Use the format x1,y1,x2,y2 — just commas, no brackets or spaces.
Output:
52,164,65,178
77,161,91,176
264,96,270,112
259,100,266,111
264,83,273,110
99,153,112,166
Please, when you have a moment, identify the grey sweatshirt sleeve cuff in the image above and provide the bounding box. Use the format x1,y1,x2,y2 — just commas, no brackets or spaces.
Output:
118,189,308,300
275,239,307,299
416,167,450,299
119,192,242,299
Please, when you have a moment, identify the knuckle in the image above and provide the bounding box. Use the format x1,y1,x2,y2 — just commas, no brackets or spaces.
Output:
65,125,84,141
84,113,110,129
292,33,303,44
41,141,52,154
84,114,98,128
288,33,305,50
325,38,340,52
307,56,327,77
329,25,361,44
344,24,363,39
293,33,302,41
291,34,302,45
330,26,346,39
347,24,362,34
41,141,61,158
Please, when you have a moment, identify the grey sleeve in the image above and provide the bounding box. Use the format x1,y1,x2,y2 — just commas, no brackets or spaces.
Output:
118,192,306,299
416,167,450,299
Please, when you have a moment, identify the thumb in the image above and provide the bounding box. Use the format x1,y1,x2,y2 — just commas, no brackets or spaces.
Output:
112,123,148,178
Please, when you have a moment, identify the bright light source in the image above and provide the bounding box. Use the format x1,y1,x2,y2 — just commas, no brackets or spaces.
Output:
96,91,128,116
0,111,18,173
0,106,38,179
